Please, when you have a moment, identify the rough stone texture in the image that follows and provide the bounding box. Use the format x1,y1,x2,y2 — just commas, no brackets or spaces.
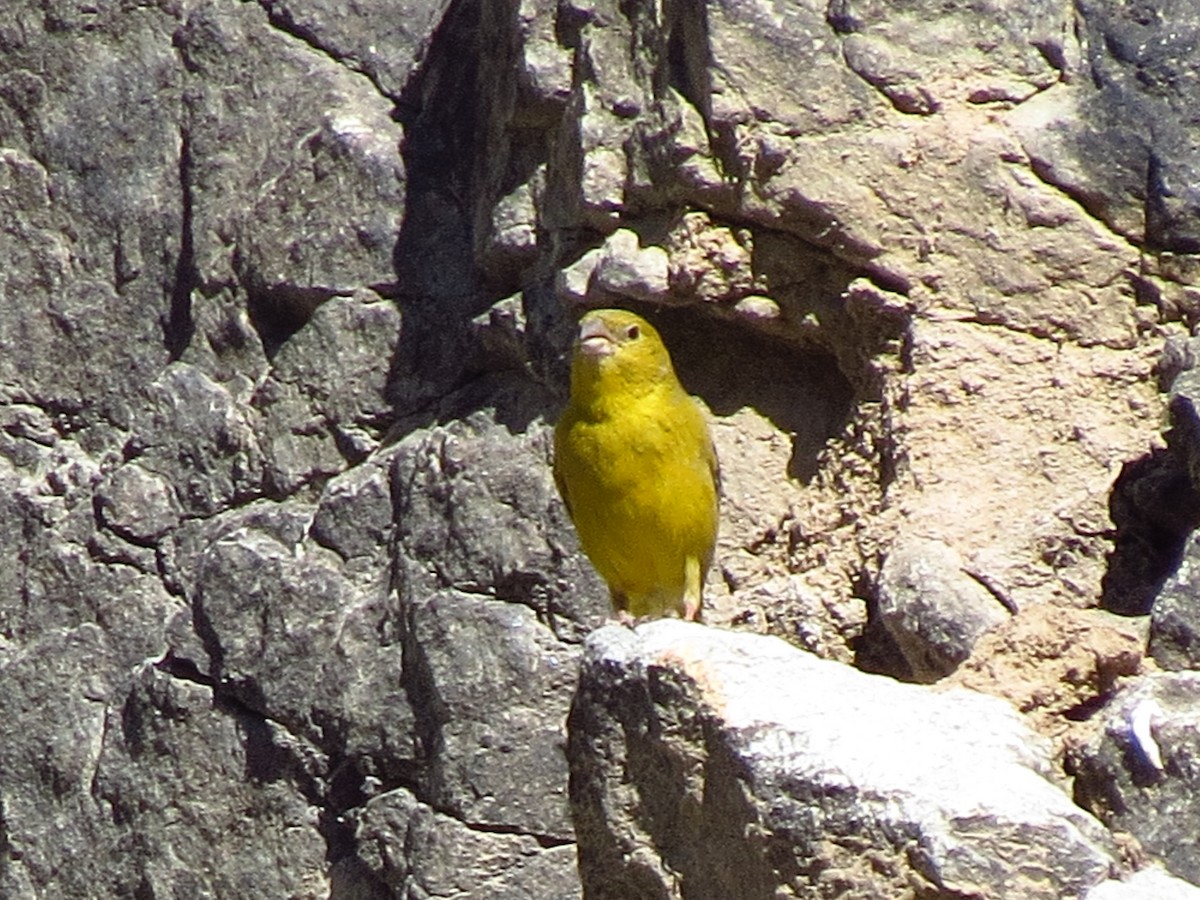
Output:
1073,672,1200,888
1016,0,1200,254
345,787,580,899
1150,532,1200,670
3,0,1200,894
0,1,595,895
950,605,1145,745
865,535,1011,681
570,621,1116,900
1088,867,1200,900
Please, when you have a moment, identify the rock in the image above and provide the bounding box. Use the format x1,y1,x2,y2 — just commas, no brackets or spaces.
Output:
1088,867,1200,900
556,248,603,307
842,33,940,115
591,228,671,304
4,0,1200,892
949,606,1145,744
251,290,401,494
134,363,266,517
1009,1,1200,251
665,212,758,306
0,625,131,898
173,500,412,767
1150,532,1200,670
391,413,608,641
343,787,580,899
91,662,328,898
705,0,872,136
308,453,395,568
1103,337,1200,618
257,0,452,99
177,0,406,300
95,463,181,545
570,621,1116,899
1077,0,1200,251
1163,334,1200,492
389,411,608,840
1073,672,1200,886
0,14,181,417
829,0,1062,107
868,536,1010,681
405,591,580,838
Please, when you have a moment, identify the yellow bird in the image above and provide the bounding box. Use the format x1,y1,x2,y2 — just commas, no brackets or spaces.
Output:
553,308,719,621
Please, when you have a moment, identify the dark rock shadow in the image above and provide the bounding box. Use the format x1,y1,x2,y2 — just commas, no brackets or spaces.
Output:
1023,2,1200,252
1100,447,1200,615
386,0,567,442
651,306,856,484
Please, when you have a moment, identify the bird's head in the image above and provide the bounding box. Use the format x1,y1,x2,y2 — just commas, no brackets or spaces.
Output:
569,308,676,407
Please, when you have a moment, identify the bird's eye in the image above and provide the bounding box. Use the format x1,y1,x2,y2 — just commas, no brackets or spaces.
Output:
626,324,640,339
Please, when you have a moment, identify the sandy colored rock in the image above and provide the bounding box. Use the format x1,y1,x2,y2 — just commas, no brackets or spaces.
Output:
949,606,1146,749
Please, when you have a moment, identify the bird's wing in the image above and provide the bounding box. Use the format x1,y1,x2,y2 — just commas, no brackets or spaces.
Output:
693,396,721,497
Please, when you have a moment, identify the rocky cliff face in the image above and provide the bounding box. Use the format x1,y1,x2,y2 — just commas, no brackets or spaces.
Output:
2,0,1200,897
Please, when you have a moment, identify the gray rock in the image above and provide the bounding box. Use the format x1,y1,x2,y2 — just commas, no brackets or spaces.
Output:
1150,532,1200,670
91,662,329,898
259,0,452,99
391,413,608,641
390,412,607,841
841,33,940,115
174,500,412,766
95,463,181,545
1104,337,1200,618
6,0,1200,893
1088,867,1200,900
870,536,1011,682
570,621,1115,900
309,452,395,567
591,228,672,303
0,9,181,417
405,592,579,837
0,625,129,898
1078,0,1200,252
829,0,1063,105
344,787,580,899
178,1,405,302
1012,0,1200,251
1166,338,1200,497
134,363,266,517
556,248,604,307
1074,672,1200,886
251,290,401,494
706,0,874,136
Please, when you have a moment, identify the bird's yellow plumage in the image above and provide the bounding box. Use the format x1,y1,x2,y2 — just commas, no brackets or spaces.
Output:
553,308,719,621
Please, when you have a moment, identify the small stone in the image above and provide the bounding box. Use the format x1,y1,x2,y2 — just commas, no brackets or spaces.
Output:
872,536,1010,682
591,228,670,302
555,248,602,306
95,464,181,544
733,295,781,322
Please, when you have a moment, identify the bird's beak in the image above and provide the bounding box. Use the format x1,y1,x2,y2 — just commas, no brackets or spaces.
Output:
577,318,617,358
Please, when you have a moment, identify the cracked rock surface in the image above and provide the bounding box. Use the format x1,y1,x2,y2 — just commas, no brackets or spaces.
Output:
2,0,1200,896
571,621,1116,900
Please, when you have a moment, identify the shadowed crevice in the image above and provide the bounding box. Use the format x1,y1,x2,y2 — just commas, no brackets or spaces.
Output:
1101,446,1200,615
165,128,196,360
